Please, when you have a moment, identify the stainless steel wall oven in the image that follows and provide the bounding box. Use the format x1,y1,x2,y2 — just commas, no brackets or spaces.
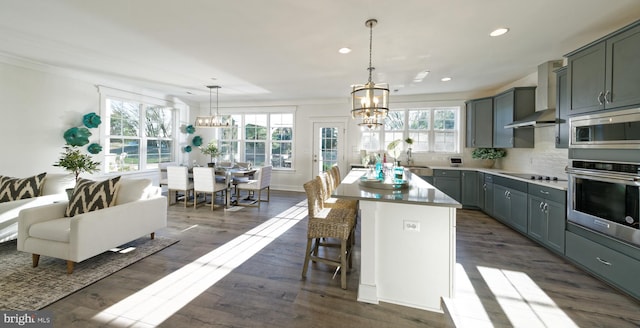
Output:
567,159,640,246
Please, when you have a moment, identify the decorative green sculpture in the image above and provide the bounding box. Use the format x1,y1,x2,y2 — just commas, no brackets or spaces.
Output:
87,143,102,154
192,135,203,146
63,127,92,147
82,112,102,128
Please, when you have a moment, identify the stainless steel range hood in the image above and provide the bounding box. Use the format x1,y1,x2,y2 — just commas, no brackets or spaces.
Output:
505,60,563,129
504,108,556,128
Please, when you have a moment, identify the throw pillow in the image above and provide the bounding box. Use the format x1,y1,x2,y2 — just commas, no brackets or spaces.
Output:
65,176,121,217
0,172,47,203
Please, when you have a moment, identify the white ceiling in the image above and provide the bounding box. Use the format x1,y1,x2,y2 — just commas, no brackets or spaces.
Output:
1,0,639,104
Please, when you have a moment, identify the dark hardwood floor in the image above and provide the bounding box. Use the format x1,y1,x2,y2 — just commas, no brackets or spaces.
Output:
43,191,640,327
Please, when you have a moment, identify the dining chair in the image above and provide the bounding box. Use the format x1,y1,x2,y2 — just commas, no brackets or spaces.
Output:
158,162,175,188
167,166,194,207
235,165,272,208
193,167,228,210
301,176,356,289
217,161,232,168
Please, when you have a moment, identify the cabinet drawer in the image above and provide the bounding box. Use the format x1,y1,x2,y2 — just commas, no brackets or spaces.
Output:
566,232,640,299
527,184,566,204
433,169,461,178
493,176,528,193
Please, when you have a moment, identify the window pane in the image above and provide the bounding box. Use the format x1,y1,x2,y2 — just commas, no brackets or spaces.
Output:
244,141,266,166
434,109,456,130
245,114,268,140
384,111,404,130
409,132,429,151
108,99,140,137
409,110,430,130
145,106,173,138
271,142,292,168
361,131,380,151
107,138,140,172
384,131,404,150
219,141,239,162
220,115,240,140
434,132,457,152
146,139,172,168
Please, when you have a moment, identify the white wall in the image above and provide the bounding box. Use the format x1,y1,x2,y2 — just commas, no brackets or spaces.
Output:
0,58,193,184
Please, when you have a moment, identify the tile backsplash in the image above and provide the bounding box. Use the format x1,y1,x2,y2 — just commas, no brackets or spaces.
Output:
498,125,568,177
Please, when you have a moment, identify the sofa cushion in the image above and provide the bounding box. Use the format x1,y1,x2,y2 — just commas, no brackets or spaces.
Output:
28,218,71,242
115,178,152,205
65,176,121,217
0,173,47,203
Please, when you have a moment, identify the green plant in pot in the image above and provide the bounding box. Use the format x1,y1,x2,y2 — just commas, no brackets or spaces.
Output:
54,145,101,198
471,148,506,168
200,140,220,167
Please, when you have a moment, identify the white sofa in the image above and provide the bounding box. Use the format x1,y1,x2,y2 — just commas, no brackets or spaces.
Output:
0,173,74,243
17,178,167,273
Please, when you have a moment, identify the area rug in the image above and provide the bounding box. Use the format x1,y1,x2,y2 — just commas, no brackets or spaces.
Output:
0,236,179,310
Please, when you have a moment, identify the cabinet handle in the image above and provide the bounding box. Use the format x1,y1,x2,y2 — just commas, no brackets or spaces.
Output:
597,91,604,105
543,203,549,213
506,191,511,199
483,183,487,190
596,257,612,266
472,139,476,146
539,201,544,210
604,90,611,104
539,190,549,195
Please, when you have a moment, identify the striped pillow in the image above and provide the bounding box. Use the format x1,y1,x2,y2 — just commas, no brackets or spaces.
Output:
0,172,47,203
65,176,121,217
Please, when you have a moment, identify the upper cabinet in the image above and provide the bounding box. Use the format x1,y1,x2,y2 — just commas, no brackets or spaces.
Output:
493,87,535,148
567,21,640,115
555,66,569,148
465,97,493,148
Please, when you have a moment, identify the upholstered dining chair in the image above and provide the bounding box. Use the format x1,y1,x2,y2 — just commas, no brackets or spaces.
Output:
193,167,228,210
301,176,356,289
235,165,272,208
167,166,194,207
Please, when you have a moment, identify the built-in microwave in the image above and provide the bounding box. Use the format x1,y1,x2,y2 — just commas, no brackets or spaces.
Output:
569,108,640,149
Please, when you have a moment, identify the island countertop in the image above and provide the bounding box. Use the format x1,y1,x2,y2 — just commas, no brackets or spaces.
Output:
332,169,462,208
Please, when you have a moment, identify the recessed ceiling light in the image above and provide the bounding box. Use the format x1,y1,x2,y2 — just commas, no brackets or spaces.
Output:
338,47,352,54
490,28,509,37
441,77,452,82
413,70,430,82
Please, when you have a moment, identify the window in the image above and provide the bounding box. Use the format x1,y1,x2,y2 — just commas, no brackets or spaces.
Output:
216,112,295,169
105,98,176,173
363,106,460,153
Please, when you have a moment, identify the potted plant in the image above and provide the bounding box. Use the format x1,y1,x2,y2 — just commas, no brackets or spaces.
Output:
54,146,101,198
200,140,220,167
471,148,506,168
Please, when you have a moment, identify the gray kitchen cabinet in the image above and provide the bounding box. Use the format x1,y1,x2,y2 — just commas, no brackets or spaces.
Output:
527,184,566,254
493,176,528,234
493,87,535,148
566,22,640,114
433,170,461,203
477,172,485,211
461,171,479,208
465,97,493,148
566,231,640,300
482,174,494,217
555,66,569,148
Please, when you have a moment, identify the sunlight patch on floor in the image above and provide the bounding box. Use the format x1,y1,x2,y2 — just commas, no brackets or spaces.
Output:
444,263,493,328
477,266,579,328
92,200,308,327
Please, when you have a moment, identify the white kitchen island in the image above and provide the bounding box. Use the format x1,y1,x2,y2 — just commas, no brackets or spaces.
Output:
332,169,461,313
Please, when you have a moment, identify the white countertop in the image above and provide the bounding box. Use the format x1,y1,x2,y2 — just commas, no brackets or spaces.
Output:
422,166,568,191
332,169,462,208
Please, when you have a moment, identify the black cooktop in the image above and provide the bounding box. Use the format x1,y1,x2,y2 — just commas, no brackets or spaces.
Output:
501,172,567,182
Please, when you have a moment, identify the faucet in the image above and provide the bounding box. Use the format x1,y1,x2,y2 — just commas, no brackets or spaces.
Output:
406,148,414,166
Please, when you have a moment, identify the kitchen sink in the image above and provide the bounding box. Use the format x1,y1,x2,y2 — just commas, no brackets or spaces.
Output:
404,165,432,176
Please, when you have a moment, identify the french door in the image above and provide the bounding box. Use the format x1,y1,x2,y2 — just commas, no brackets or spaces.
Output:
312,121,346,178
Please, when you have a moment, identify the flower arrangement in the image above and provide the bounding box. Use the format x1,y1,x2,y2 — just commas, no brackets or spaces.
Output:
200,140,220,164
471,148,506,160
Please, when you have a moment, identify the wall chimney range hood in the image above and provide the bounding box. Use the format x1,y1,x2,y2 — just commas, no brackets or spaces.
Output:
504,60,563,129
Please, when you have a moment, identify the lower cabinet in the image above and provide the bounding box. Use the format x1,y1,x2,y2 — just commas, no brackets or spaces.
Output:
566,231,640,300
482,174,494,217
461,171,479,208
493,178,528,234
433,170,461,203
528,195,565,254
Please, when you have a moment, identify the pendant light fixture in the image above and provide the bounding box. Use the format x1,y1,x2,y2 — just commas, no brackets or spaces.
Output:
194,85,229,128
351,18,389,129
